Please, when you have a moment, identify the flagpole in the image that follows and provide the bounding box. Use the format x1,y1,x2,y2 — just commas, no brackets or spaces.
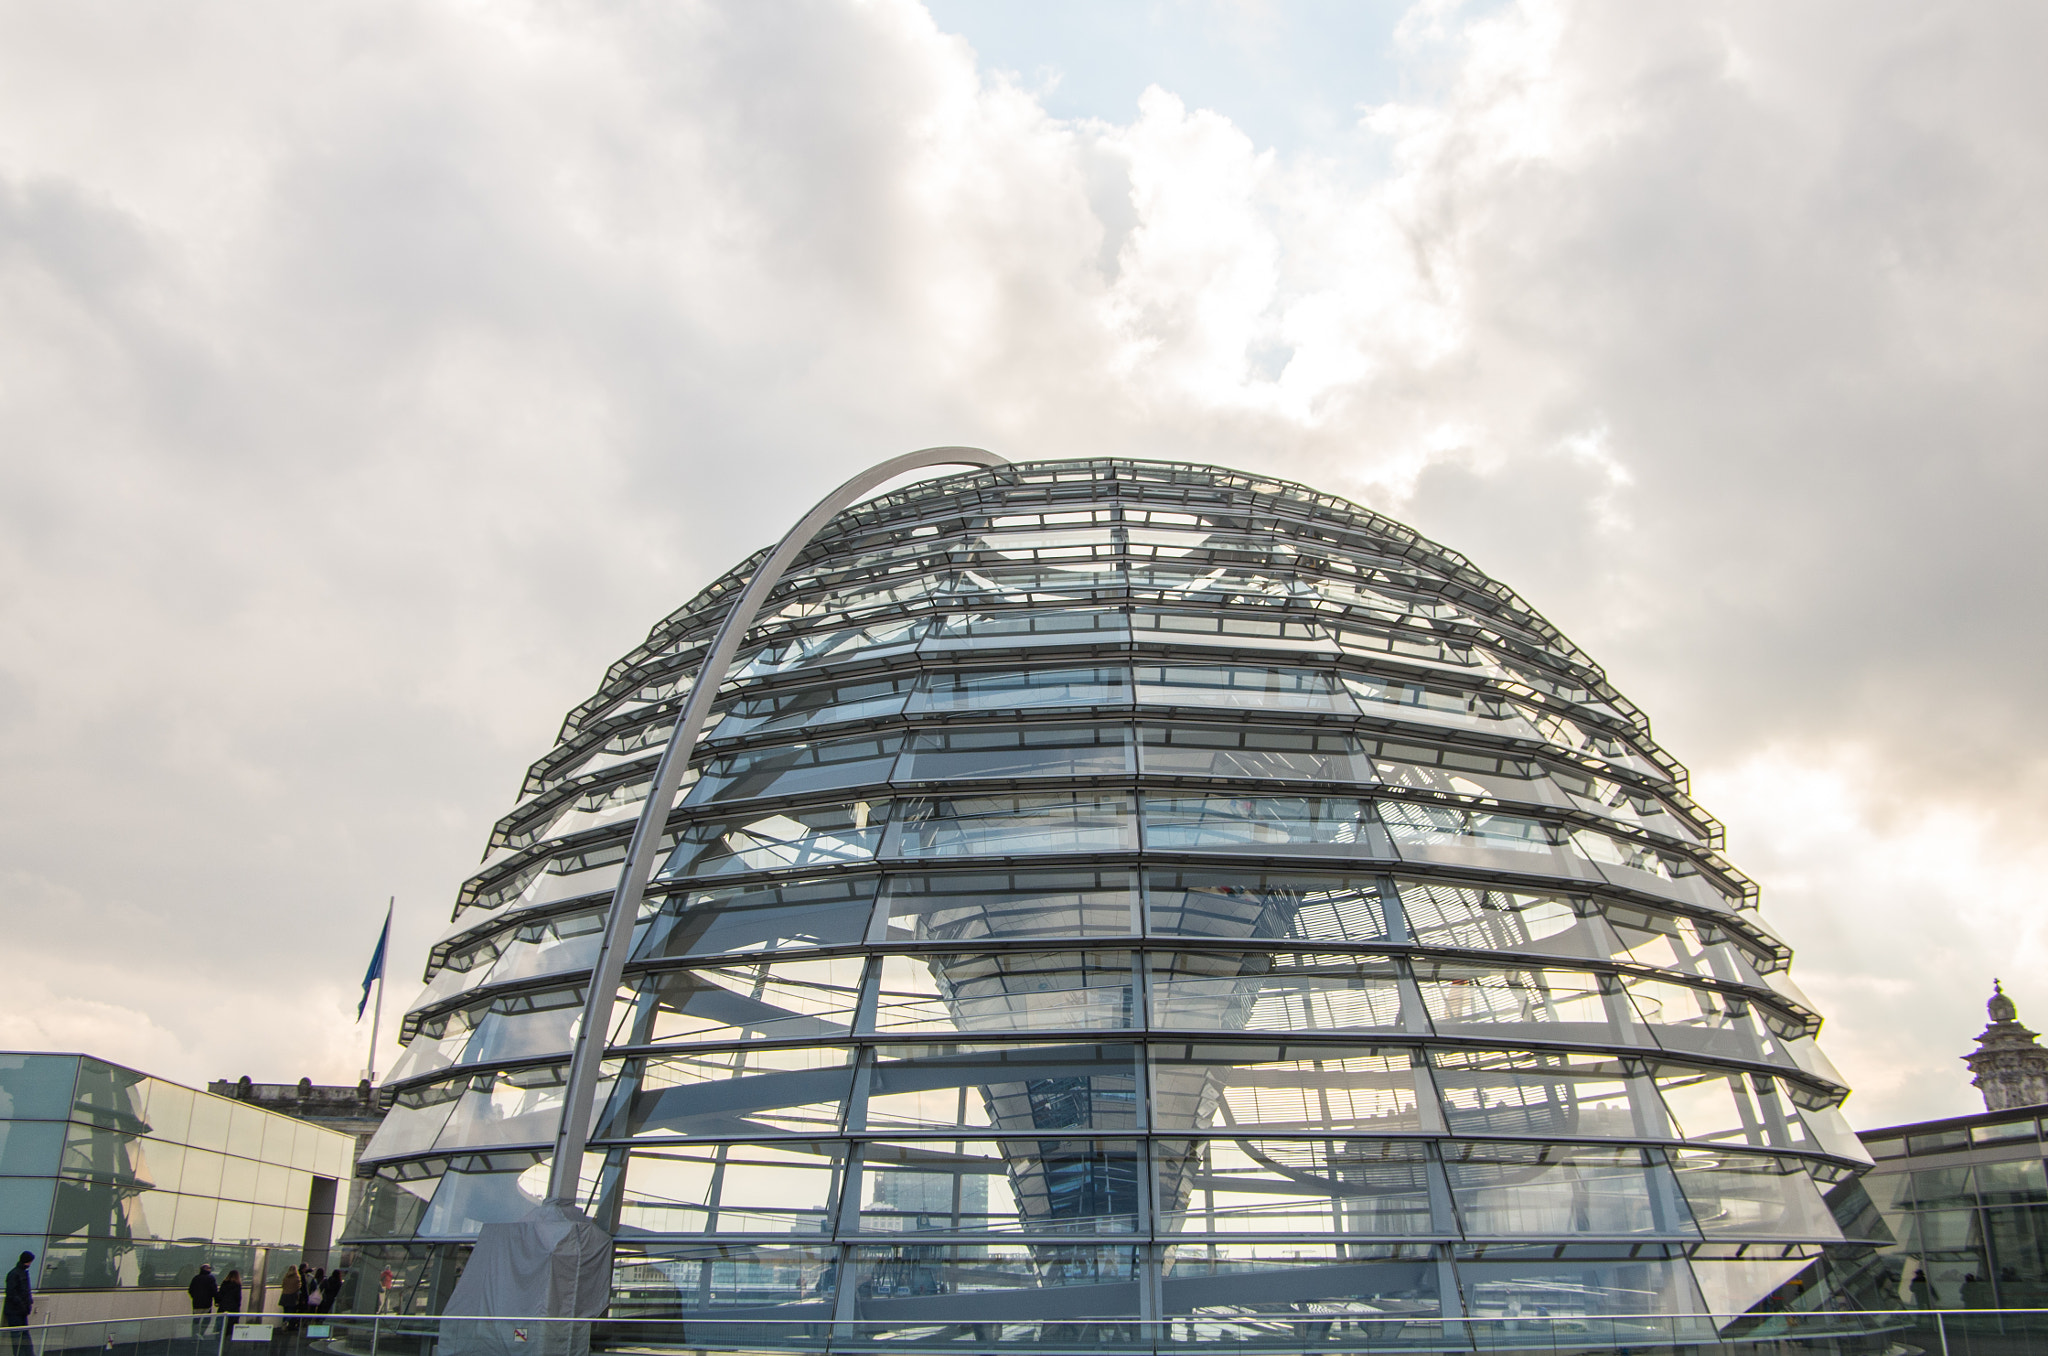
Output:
366,896,392,1084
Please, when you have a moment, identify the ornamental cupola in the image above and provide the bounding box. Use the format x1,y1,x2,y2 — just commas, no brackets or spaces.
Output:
1965,980,2048,1111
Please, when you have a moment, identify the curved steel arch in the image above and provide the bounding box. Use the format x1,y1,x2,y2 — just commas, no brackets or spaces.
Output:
547,446,1010,1198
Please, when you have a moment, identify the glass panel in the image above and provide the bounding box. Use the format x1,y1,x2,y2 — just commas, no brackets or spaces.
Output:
225,1104,266,1158
845,1243,1140,1319
1344,672,1528,732
637,876,879,960
897,723,1133,782
59,1122,148,1184
0,1119,64,1176
683,732,901,806
1414,963,1640,1045
614,1142,845,1235
862,1042,1140,1133
1141,795,1392,857
661,799,888,879
1395,880,1601,959
610,1242,836,1316
1972,1116,2041,1145
872,952,1136,1034
460,989,585,1066
878,867,1137,941
188,1094,231,1154
1370,740,1569,808
889,792,1136,858
909,664,1131,714
1671,1151,1840,1239
0,1176,55,1237
1382,802,1603,880
1134,663,1356,713
477,908,607,987
1150,953,1405,1034
179,1148,225,1199
594,1049,853,1140
432,1066,576,1151
922,607,1130,653
1985,1203,2048,1306
1911,1165,1977,1208
1904,1208,1988,1307
71,1059,149,1131
1622,977,1776,1062
140,1080,194,1143
1652,1066,1812,1151
1160,1241,1442,1322
1445,1142,1693,1237
736,616,926,679
363,1084,463,1162
1455,1251,1706,1320
1139,723,1375,783
339,1167,437,1243
1977,1157,2048,1204
219,1154,258,1201
417,1152,550,1236
616,956,866,1045
1149,1042,1424,1133
1157,1137,1440,1235
714,673,914,739
1607,905,1762,984
1147,869,1390,943
858,1139,1138,1235
1432,1049,1651,1139
1130,608,1334,654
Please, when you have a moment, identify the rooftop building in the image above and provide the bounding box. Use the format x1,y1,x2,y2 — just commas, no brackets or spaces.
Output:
0,1052,356,1325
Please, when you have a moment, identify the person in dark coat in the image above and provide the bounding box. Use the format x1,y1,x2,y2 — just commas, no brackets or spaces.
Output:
217,1271,243,1342
188,1264,219,1337
4,1252,34,1356
317,1269,341,1315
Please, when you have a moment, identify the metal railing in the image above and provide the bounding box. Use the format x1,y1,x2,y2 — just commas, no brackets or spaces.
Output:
14,1307,2048,1356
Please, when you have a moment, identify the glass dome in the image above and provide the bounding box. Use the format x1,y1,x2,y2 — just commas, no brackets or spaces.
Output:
346,459,1870,1329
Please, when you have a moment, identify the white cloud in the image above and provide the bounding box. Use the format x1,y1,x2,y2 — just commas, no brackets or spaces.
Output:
2,0,2045,1128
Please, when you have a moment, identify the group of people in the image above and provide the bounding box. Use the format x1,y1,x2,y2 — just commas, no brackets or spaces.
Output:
185,1264,244,1339
186,1260,343,1340
277,1263,344,1329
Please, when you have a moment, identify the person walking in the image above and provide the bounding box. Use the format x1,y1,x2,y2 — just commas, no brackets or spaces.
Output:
3,1252,32,1356
278,1263,301,1332
188,1263,219,1338
217,1271,242,1343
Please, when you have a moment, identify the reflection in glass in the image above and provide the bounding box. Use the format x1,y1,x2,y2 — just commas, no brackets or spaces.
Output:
1150,1043,1423,1133
1142,795,1390,856
1158,1137,1440,1235
891,792,1136,858
617,957,866,1046
1147,869,1389,943
873,952,1135,1034
637,876,878,960
661,800,888,879
879,868,1136,942
1445,1142,1692,1237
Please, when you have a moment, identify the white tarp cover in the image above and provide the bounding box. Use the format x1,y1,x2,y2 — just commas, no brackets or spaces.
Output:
440,1201,612,1356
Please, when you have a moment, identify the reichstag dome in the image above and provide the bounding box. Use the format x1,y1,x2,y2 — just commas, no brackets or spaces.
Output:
347,457,1873,1331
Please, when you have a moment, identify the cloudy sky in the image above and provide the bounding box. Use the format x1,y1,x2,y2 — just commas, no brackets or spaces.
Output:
3,0,2044,1130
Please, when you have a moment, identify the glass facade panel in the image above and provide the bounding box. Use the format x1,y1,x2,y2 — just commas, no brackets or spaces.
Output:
879,868,1136,941
371,457,1859,1322
637,876,879,960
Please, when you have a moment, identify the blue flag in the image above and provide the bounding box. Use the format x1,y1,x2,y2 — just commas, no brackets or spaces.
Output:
358,903,392,1021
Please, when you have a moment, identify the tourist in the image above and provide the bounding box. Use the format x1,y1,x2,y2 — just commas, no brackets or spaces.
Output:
3,1252,31,1356
278,1263,301,1332
218,1271,243,1343
188,1263,218,1338
318,1269,342,1315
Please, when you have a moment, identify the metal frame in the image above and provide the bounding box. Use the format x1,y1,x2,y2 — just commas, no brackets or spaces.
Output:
546,447,1009,1200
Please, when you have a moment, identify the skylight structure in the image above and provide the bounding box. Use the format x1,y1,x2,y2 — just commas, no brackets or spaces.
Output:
347,459,1869,1331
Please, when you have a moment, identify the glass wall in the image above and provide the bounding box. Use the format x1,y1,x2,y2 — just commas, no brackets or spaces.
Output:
1857,1111,2048,1309
0,1053,355,1291
357,458,1864,1326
